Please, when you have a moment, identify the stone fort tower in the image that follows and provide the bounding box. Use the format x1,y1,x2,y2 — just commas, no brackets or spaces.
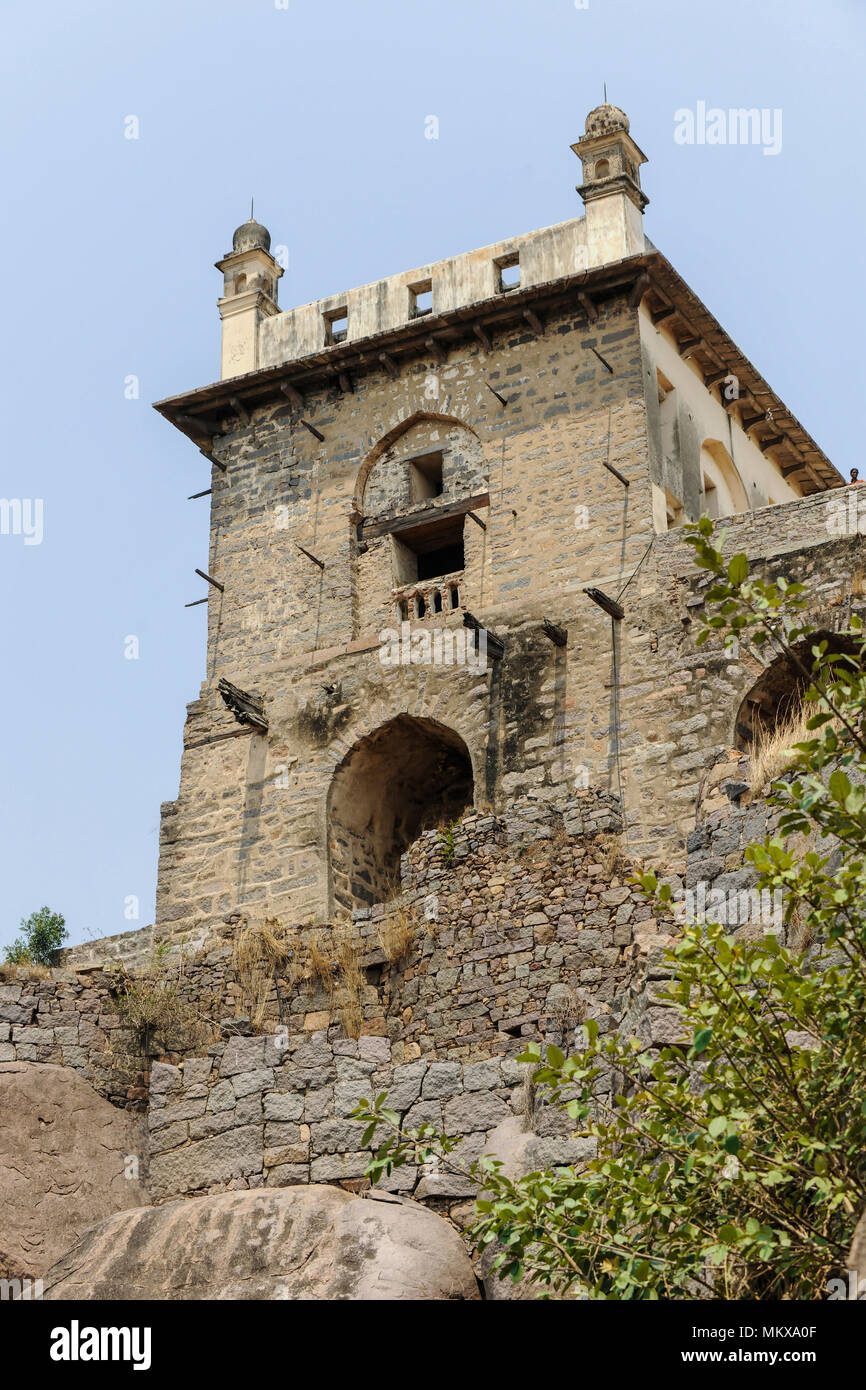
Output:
152,103,843,945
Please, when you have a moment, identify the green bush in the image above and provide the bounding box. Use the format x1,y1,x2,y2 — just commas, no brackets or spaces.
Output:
353,519,866,1299
4,906,67,966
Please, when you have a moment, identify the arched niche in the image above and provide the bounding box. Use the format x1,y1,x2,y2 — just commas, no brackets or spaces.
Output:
700,440,748,519
733,631,858,749
355,412,486,522
327,714,474,912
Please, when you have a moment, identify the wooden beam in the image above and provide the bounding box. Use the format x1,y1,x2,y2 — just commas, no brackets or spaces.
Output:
485,381,508,408
603,460,630,488
759,434,785,453
523,308,544,335
466,510,487,531
280,382,305,409
741,412,767,434
379,351,399,378
650,303,677,325
295,542,325,570
301,419,324,442
200,447,227,474
424,335,447,364
677,333,701,355
628,272,651,308
195,567,224,593
187,488,212,499
704,368,729,386
578,291,598,322
473,324,492,352
178,412,223,437
587,345,614,375
542,619,568,647
462,612,504,661
585,587,624,621
338,372,353,394
360,493,490,541
229,396,250,426
218,677,269,733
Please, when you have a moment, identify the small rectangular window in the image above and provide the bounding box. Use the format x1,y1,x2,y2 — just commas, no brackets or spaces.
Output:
325,308,348,344
407,450,444,502
392,514,465,585
409,280,433,319
496,253,520,292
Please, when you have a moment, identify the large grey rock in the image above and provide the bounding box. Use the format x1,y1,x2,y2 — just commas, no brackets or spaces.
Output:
476,1117,594,1301
0,1062,147,1281
42,1187,480,1300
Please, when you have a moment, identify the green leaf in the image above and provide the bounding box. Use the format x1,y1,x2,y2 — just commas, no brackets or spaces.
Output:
727,554,749,585
692,1027,713,1054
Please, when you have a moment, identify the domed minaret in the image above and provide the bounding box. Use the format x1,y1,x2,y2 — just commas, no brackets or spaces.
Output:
571,102,648,268
215,214,283,379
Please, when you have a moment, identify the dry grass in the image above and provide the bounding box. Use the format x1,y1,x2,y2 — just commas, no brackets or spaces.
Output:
104,950,219,1086
596,833,630,879
547,986,585,1032
378,906,419,961
0,960,51,983
232,917,299,1031
300,929,365,1039
376,897,419,965
748,707,815,796
306,933,336,991
329,932,364,1039
231,918,368,1039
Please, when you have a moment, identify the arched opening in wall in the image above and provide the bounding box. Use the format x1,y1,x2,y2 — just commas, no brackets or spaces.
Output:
234,273,247,294
327,715,474,913
700,441,748,519
733,631,858,763
595,158,610,178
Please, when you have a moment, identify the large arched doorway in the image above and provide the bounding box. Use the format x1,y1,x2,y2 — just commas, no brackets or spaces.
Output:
327,715,474,912
733,631,857,749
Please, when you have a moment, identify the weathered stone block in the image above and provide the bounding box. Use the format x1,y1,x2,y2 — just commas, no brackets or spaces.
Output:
149,1062,182,1096
149,1124,263,1199
444,1091,511,1133
231,1068,274,1098
421,1062,462,1099
263,1091,304,1123
206,1080,236,1114
463,1060,501,1092
220,1036,266,1076
310,1152,370,1181
148,1121,189,1154
149,1095,207,1129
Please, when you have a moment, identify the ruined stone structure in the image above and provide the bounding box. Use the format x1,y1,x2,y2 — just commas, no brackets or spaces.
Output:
148,101,842,943
6,105,863,1295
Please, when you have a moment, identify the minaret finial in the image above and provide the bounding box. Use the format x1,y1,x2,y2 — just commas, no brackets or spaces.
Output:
603,82,607,103
250,196,254,221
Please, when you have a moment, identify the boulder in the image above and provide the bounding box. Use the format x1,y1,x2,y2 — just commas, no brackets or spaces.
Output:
476,1117,594,1301
0,1062,147,1280
43,1186,480,1300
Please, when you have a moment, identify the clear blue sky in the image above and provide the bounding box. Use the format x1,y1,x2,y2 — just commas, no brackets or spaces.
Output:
1,0,863,952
